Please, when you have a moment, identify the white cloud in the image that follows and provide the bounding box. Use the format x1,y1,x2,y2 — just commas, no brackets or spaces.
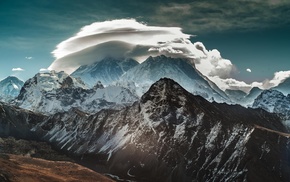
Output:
12,68,25,72
25,56,33,60
212,70,290,92
263,70,290,88
246,68,252,72
39,68,50,73
49,19,195,74
210,77,252,92
193,45,237,79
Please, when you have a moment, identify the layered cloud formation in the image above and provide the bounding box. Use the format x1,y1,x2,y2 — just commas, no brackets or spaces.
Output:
49,19,194,73
49,19,290,92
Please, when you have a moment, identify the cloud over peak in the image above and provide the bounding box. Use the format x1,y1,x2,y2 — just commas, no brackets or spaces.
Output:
51,19,191,60
49,19,236,82
48,19,290,92
49,19,200,74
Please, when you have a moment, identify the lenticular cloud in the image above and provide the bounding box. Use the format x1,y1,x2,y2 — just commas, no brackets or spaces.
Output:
48,19,236,79
49,19,194,73
48,19,290,91
51,19,190,59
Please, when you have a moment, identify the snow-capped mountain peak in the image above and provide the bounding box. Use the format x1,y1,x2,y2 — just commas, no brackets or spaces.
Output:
252,89,286,112
71,57,139,87
0,76,24,102
252,89,290,125
120,55,228,102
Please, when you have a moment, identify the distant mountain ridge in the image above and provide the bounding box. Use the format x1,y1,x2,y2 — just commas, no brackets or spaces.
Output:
13,70,138,114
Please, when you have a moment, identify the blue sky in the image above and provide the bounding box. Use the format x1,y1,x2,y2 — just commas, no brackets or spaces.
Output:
1,0,290,86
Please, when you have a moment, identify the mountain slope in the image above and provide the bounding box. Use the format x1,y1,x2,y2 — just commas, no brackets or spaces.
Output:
71,57,139,87
0,76,24,102
225,89,247,103
237,86,263,106
120,55,228,102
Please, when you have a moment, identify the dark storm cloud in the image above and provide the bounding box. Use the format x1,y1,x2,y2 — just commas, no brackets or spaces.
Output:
73,0,290,34
2,0,289,40
150,0,290,33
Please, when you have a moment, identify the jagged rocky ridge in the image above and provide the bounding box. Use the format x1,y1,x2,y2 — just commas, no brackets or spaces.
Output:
1,78,290,181
13,71,138,114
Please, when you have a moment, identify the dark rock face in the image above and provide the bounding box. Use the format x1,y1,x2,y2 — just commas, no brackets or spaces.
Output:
0,102,44,140
0,78,290,182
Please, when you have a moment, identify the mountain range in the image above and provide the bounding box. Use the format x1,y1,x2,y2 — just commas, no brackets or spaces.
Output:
13,70,138,114
0,55,290,181
1,78,290,181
